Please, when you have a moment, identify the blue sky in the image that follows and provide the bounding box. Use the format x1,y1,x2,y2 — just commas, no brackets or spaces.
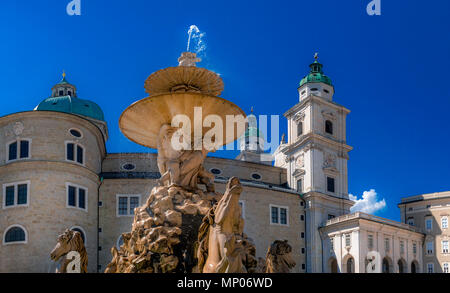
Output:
0,0,449,221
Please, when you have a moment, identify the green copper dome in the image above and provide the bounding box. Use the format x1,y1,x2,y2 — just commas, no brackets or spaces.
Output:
244,127,265,139
36,96,105,121
299,55,333,87
35,73,105,122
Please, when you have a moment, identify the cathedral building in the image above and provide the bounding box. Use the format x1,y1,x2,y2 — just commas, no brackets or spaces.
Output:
0,56,448,273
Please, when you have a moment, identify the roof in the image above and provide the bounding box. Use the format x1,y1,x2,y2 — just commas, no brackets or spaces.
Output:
35,95,105,121
299,58,333,87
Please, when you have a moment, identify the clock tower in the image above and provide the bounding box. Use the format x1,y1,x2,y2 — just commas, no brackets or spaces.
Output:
274,54,354,272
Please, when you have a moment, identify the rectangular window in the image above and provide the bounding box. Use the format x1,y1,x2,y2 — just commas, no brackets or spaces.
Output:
442,241,449,254
442,217,448,229
117,195,141,217
270,205,288,226
17,184,27,205
301,232,305,239
328,214,336,220
67,184,87,211
280,208,287,225
129,196,139,215
330,237,334,251
66,142,84,165
385,238,390,252
413,243,417,254
427,263,434,273
271,206,279,224
8,140,31,161
118,197,128,215
345,234,351,247
427,241,434,255
327,177,335,193
68,186,76,207
297,179,302,193
8,141,18,161
426,218,433,230
20,140,29,158
407,217,414,226
400,240,405,254
297,122,303,136
67,143,75,161
368,234,374,249
5,186,15,206
3,182,29,208
300,215,305,221
78,188,86,209
444,263,449,273
76,145,84,164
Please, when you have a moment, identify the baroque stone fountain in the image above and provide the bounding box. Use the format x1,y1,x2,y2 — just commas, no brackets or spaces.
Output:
104,52,295,274
105,52,256,273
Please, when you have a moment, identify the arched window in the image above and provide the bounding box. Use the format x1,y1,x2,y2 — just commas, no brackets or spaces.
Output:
4,225,27,244
411,262,417,273
329,258,338,273
325,120,333,135
398,259,406,273
382,257,391,273
346,257,354,273
70,227,86,243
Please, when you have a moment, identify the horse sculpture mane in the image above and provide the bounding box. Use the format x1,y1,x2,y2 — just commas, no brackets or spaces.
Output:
265,240,296,273
196,205,215,272
50,229,88,273
196,177,248,273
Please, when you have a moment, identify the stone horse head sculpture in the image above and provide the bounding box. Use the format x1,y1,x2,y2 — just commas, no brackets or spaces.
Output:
196,177,248,273
50,229,88,273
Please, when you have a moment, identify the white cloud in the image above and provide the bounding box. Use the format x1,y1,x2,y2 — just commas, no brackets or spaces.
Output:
349,189,386,214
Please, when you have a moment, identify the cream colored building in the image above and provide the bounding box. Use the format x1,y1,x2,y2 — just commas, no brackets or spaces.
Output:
0,56,447,273
398,191,450,273
320,212,424,273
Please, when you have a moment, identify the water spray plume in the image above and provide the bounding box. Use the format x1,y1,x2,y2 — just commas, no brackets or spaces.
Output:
186,25,206,56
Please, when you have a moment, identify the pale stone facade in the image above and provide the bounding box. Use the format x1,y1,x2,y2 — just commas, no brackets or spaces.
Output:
0,111,106,273
321,212,424,273
398,191,450,273
274,78,354,272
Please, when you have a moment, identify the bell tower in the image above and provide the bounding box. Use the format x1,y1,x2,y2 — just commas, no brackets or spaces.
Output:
274,54,354,272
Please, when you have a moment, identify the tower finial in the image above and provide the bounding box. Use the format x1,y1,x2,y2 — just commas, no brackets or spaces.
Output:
314,52,318,61
62,70,66,80
251,106,254,114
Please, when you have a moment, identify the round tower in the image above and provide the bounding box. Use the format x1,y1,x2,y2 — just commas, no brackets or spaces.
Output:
0,73,107,272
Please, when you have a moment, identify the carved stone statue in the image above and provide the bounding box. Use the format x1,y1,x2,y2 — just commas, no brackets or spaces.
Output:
296,154,304,169
197,177,251,273
50,229,88,273
323,152,337,168
157,124,215,192
264,240,296,273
